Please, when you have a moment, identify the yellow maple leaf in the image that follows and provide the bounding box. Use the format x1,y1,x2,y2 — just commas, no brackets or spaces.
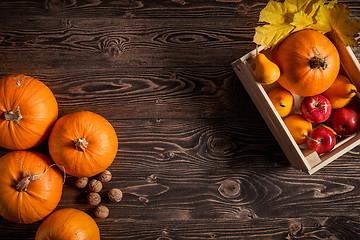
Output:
291,10,314,31
255,0,324,48
259,0,293,25
313,3,360,46
311,1,337,33
285,0,325,15
254,23,295,48
253,0,359,48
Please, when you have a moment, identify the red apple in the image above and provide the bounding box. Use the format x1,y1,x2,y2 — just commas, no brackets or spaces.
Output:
331,108,360,136
306,126,336,154
300,94,332,123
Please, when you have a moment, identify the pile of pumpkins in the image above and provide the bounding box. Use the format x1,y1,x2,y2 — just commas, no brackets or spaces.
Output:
0,74,118,239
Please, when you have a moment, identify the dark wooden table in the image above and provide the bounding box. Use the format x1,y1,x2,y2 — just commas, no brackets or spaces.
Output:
1,0,360,239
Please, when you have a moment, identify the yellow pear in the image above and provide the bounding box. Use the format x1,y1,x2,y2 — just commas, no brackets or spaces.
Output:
322,74,359,109
254,53,280,84
284,114,313,145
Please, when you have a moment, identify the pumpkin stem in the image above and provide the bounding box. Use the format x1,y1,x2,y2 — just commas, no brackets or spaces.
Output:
4,106,23,125
73,138,88,151
309,56,328,70
16,164,66,192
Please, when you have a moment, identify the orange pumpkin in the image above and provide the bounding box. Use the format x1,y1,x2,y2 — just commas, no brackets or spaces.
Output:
0,151,64,223
0,74,58,150
272,30,340,97
35,208,100,240
48,111,118,177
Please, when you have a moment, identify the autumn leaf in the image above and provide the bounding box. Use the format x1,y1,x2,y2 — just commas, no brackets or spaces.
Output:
259,0,293,25
291,11,314,31
254,23,295,47
253,0,360,48
285,0,325,15
310,1,337,33
312,3,360,46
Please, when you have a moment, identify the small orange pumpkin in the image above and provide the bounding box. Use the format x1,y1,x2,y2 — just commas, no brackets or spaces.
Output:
0,151,64,223
272,30,340,97
35,208,100,240
0,74,58,150
48,111,118,177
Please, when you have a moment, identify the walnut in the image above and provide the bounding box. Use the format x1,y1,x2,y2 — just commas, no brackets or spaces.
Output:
98,170,112,182
89,179,103,192
95,205,109,219
108,188,123,202
87,192,101,206
75,177,88,188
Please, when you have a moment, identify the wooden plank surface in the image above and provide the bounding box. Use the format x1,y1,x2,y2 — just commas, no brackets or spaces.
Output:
1,0,360,239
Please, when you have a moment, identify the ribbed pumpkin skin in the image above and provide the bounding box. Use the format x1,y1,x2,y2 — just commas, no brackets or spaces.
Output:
272,30,340,97
35,208,100,240
0,151,63,223
0,74,58,150
48,111,118,177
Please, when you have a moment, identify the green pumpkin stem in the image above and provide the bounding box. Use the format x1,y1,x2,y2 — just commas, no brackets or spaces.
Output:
73,138,88,151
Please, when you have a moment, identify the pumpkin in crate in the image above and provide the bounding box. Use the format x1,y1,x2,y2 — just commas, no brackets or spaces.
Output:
0,74,58,150
48,111,118,177
0,151,64,223
272,30,340,97
35,208,100,240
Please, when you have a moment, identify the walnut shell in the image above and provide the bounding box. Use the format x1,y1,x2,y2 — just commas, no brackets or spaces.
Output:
75,177,88,188
108,188,123,202
87,192,101,206
95,205,109,219
89,179,103,192
99,170,112,182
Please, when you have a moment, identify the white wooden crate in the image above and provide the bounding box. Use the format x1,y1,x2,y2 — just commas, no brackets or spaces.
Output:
232,33,360,174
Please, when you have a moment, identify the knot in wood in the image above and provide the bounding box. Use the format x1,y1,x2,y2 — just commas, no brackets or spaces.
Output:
207,135,235,156
236,207,257,219
100,37,127,57
45,0,65,10
218,179,241,198
146,174,157,183
289,221,303,236
156,229,173,240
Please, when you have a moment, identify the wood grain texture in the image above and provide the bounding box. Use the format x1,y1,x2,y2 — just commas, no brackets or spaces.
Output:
0,0,360,239
1,216,360,239
0,0,270,18
0,68,255,118
0,18,254,69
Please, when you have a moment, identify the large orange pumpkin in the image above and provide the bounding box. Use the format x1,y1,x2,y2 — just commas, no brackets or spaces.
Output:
48,111,118,177
272,30,340,97
0,151,64,223
35,208,100,240
0,74,58,150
